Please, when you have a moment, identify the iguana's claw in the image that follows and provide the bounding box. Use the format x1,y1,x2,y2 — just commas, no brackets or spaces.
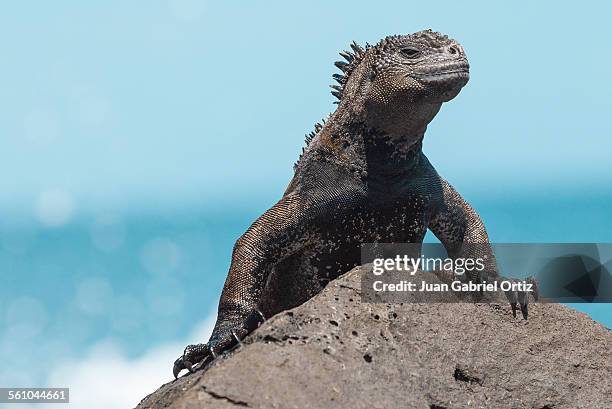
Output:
173,358,185,379
505,277,537,320
510,300,528,319
172,362,181,379
172,322,257,379
520,302,528,319
173,343,210,379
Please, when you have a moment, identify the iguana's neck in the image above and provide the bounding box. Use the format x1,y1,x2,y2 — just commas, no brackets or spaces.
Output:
320,100,426,170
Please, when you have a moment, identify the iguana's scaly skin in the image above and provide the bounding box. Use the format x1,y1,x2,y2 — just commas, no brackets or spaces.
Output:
173,30,531,378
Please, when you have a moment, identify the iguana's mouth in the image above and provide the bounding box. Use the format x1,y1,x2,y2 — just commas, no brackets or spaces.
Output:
411,58,470,82
413,69,469,80
412,69,469,93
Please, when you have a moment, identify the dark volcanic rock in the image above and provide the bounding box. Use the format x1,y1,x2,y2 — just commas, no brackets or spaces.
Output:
137,267,611,409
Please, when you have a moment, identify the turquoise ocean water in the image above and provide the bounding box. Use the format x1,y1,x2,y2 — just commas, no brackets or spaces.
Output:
1,194,610,388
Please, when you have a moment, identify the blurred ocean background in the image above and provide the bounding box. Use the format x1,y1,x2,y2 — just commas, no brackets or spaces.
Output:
0,1,610,408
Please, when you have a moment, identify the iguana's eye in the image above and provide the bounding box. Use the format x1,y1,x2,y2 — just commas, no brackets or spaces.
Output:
400,48,420,58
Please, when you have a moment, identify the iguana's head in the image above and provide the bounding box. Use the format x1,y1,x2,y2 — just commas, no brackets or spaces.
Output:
332,30,469,141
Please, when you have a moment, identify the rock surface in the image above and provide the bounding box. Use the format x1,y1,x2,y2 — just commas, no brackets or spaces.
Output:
137,267,611,409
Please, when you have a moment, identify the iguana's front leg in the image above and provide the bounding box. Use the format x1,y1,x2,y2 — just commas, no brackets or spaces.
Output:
173,193,315,378
428,178,534,319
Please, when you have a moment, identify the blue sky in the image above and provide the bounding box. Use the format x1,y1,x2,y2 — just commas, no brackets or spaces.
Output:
0,2,610,408
0,1,610,211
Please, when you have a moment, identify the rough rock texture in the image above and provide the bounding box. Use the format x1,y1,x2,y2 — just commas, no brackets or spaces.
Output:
138,267,611,409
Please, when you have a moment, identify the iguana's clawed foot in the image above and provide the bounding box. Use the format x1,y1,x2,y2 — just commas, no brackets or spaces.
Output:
173,310,266,379
505,277,538,320
173,343,210,379
509,299,528,319
173,327,248,379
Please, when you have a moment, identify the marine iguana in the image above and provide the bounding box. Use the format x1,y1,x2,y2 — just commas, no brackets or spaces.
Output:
173,29,532,378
